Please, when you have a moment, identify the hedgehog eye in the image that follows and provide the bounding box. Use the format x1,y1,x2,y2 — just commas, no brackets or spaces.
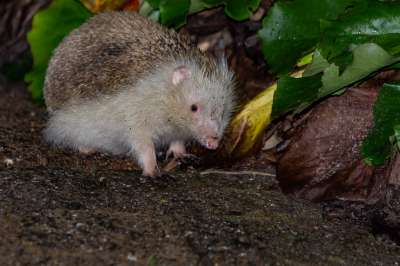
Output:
191,104,198,113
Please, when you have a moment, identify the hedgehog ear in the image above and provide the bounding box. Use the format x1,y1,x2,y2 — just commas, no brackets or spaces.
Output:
172,66,190,87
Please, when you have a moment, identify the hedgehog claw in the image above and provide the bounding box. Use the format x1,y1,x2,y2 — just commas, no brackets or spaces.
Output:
177,154,201,167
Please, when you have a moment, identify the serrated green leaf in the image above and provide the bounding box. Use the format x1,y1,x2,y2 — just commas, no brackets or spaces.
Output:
361,80,400,165
318,0,400,71
374,34,400,58
394,124,400,151
160,0,191,29
258,0,353,77
148,0,167,8
24,0,92,105
271,43,400,118
386,62,400,70
201,0,260,21
188,0,205,15
271,75,322,118
303,49,329,77
318,43,400,99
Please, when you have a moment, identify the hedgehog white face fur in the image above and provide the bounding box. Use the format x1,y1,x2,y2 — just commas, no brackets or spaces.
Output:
139,57,237,150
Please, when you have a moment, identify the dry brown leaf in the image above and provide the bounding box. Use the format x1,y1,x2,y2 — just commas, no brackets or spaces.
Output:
277,70,400,207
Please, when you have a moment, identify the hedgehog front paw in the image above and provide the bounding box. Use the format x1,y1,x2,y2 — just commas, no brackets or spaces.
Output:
166,141,186,160
143,171,177,183
176,154,201,167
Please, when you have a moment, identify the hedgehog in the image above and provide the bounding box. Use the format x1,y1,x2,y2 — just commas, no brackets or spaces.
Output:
43,11,236,180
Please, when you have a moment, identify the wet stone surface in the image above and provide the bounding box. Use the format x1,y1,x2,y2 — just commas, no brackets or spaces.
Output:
1,80,400,265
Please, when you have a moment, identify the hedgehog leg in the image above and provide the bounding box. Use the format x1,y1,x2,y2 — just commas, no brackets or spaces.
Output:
166,141,186,160
137,142,159,180
166,141,201,167
78,146,95,154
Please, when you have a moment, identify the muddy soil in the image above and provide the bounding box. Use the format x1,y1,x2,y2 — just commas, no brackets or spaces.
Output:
1,79,400,265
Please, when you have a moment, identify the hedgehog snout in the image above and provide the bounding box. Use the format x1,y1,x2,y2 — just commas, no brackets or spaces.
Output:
204,136,219,150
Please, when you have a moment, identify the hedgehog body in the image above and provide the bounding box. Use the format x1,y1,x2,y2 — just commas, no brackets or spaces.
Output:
43,11,236,179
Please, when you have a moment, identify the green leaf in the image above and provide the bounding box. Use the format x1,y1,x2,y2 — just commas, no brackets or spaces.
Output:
148,10,161,22
271,75,322,118
394,124,400,151
361,81,400,165
258,0,354,77
201,0,260,21
374,34,400,57
139,1,155,15
271,43,400,118
148,0,167,8
24,0,92,105
188,0,205,15
160,0,191,29
318,0,400,71
303,49,329,77
386,62,400,70
364,158,373,167
143,0,205,26
296,52,314,67
332,88,346,96
318,43,400,99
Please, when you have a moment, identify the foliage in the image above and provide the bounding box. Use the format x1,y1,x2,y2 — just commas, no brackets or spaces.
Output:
318,0,400,71
262,0,400,165
159,0,191,28
24,0,92,105
142,0,261,27
258,0,354,77
202,0,260,21
271,44,400,118
271,74,321,118
144,0,190,28
360,81,400,165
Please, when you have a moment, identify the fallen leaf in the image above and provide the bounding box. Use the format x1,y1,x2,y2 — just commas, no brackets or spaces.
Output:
277,70,400,204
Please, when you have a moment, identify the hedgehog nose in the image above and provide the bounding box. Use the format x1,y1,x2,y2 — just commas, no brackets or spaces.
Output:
205,137,219,150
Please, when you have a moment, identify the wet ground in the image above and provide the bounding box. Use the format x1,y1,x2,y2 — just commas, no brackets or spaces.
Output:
1,79,400,265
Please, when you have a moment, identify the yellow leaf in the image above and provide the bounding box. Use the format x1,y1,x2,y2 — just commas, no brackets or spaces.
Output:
78,0,133,13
